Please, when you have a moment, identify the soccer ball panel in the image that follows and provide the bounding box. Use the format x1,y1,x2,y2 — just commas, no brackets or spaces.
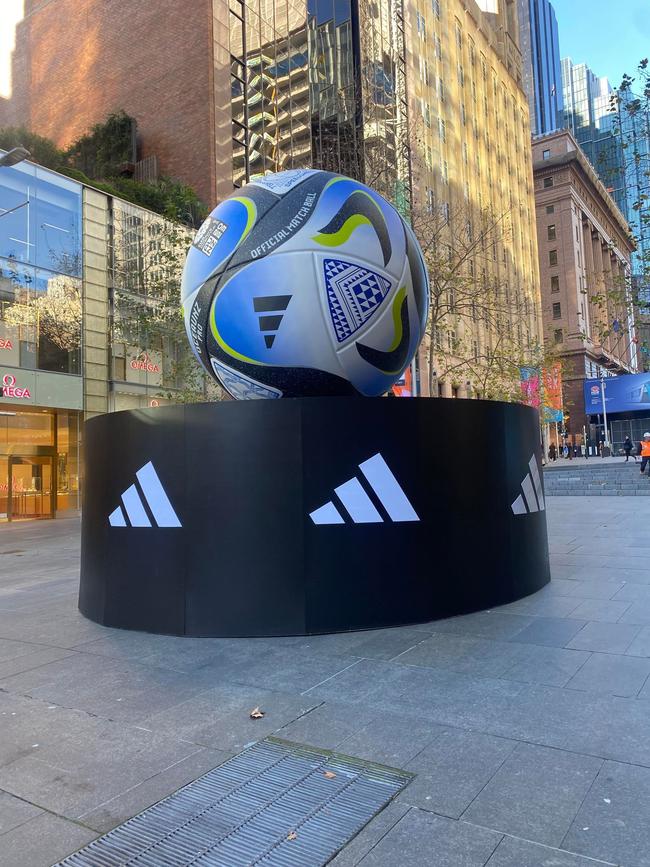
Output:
209,251,343,378
181,170,428,399
308,177,407,281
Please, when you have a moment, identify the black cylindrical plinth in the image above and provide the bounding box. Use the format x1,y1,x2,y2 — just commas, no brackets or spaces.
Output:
79,397,549,636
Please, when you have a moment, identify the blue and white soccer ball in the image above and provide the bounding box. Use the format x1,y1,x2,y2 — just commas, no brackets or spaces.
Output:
181,169,429,399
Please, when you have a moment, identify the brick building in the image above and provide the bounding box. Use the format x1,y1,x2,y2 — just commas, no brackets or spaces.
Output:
532,129,637,437
0,0,233,207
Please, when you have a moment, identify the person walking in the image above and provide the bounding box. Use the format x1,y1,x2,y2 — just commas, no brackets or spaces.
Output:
624,435,636,462
639,433,650,476
548,442,557,462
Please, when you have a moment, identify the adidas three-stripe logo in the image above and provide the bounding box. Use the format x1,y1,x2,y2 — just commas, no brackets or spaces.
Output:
108,462,182,528
310,453,419,525
511,454,545,515
253,294,291,349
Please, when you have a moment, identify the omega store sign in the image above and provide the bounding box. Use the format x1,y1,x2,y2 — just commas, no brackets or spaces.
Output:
0,367,82,410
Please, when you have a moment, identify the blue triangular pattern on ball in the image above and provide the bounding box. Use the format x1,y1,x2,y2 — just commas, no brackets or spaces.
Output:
323,258,392,343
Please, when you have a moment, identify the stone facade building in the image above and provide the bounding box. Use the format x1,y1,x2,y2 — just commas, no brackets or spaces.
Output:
408,0,543,397
532,129,636,435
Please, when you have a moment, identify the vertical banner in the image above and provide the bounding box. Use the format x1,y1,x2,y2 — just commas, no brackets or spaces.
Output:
542,364,563,423
520,367,541,408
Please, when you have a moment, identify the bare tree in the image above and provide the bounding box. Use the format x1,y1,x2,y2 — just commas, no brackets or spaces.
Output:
110,205,224,403
408,192,545,398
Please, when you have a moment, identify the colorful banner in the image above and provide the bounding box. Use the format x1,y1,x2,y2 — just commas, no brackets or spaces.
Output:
519,367,541,408
542,364,563,423
392,366,412,397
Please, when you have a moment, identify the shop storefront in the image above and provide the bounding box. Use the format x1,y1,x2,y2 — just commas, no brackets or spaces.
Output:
0,405,80,520
0,151,83,520
0,153,212,521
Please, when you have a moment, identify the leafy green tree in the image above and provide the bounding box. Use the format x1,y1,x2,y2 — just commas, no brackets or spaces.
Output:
0,126,64,170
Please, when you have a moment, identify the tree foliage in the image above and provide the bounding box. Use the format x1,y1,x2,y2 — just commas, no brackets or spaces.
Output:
0,114,208,227
110,209,222,404
0,126,63,170
410,195,554,400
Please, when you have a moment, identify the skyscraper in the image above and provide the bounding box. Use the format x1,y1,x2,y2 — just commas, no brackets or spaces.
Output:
517,0,563,135
562,57,650,285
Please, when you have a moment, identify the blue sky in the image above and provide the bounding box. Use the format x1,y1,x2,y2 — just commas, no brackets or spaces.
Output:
554,0,650,88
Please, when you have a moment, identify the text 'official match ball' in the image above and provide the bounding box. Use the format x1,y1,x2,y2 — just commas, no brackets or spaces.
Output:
181,169,429,399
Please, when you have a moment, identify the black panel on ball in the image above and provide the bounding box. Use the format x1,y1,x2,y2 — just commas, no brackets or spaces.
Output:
79,398,550,637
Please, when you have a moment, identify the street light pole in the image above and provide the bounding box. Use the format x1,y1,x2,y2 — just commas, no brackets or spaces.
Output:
600,375,610,451
0,147,31,168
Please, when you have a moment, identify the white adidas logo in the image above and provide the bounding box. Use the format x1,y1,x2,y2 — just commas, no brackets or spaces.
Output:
310,453,419,525
108,462,182,528
511,454,545,515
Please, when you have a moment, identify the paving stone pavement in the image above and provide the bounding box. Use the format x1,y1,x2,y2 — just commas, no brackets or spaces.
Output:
0,502,648,866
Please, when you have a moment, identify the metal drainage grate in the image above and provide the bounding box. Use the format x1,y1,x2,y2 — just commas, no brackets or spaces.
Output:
54,737,412,867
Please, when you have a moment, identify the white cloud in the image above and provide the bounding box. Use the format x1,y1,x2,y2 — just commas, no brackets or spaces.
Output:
0,0,25,99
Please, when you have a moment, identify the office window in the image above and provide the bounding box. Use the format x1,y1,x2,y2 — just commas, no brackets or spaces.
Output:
543,149,550,160
554,329,563,343
432,0,440,19
552,302,561,319
0,162,82,275
551,275,560,292
546,204,554,214
438,117,446,142
460,102,466,125
543,176,553,188
549,249,558,266
442,201,450,222
547,224,556,240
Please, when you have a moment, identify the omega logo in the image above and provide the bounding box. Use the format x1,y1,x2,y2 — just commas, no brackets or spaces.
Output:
130,352,160,373
2,374,31,399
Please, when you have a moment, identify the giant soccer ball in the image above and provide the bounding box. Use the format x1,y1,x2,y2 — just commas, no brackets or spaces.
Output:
181,169,429,399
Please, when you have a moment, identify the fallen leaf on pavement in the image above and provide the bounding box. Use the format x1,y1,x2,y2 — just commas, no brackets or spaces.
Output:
249,707,264,719
324,770,337,779
287,831,297,841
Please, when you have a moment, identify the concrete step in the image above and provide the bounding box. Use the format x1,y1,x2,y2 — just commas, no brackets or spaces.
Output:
543,462,650,495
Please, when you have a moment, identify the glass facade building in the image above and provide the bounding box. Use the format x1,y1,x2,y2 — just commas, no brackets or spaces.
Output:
108,200,213,410
0,159,83,519
517,0,563,136
562,58,650,285
0,160,82,375
228,0,410,208
0,153,212,520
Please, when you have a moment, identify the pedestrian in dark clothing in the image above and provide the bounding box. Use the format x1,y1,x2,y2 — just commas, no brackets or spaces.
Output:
624,436,636,462
548,443,557,461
